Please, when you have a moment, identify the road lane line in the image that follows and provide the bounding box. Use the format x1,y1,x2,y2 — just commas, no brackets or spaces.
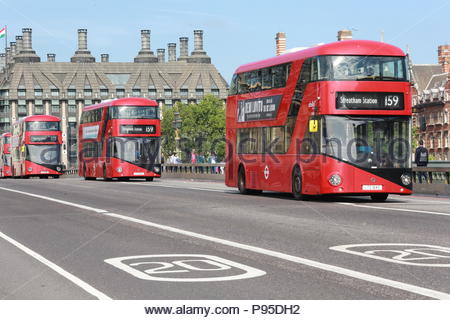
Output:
2,186,450,299
0,230,111,300
338,202,450,217
0,186,107,213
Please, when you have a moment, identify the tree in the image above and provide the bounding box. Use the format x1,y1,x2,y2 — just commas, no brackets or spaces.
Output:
160,104,176,160
179,95,226,161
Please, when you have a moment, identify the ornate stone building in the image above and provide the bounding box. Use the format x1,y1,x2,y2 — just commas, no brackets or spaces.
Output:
0,28,228,168
411,45,450,160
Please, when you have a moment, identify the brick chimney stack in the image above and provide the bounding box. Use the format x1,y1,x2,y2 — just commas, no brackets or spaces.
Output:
275,32,286,56
337,29,352,41
438,45,450,73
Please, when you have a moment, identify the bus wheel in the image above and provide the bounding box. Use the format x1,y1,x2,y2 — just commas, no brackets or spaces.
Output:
238,167,249,195
146,177,154,182
292,166,304,200
370,193,388,201
103,166,112,181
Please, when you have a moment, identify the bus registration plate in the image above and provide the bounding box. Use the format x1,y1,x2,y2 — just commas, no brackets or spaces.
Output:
133,172,145,176
362,185,383,191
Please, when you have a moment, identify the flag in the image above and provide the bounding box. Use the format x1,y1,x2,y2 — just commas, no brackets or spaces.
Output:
0,27,5,39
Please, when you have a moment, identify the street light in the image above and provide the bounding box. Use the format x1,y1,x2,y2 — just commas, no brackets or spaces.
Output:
172,111,182,158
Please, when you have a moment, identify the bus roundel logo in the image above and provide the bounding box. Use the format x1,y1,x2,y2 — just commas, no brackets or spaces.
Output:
264,166,270,180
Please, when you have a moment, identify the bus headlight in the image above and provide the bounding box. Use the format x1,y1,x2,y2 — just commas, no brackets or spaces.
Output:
329,174,342,186
28,167,33,172
401,173,411,185
116,167,123,173
56,166,61,172
154,166,160,173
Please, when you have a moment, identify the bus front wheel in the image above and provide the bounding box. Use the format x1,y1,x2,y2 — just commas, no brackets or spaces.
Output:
238,168,249,195
292,166,305,200
370,193,388,201
146,177,154,182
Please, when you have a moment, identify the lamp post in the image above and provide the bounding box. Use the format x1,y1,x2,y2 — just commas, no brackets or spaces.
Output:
172,111,182,158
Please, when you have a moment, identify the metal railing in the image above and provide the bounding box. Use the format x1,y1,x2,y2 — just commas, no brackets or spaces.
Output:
162,163,225,175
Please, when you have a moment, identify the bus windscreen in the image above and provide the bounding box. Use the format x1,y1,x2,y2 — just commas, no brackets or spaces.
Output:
109,106,158,119
26,121,60,131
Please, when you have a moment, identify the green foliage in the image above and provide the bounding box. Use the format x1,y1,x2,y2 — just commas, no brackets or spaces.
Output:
179,95,226,161
161,104,176,159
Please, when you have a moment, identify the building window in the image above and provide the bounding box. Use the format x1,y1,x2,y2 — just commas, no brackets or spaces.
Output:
148,89,156,98
18,89,26,97
84,89,92,97
132,88,141,97
34,105,44,115
51,89,59,97
68,89,76,97
34,89,43,97
164,89,172,97
68,104,77,114
196,88,204,97
116,89,125,97
18,105,27,116
211,88,220,97
100,89,108,97
180,89,188,97
51,105,60,114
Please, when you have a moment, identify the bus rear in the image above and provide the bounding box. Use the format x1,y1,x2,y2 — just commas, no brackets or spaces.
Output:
0,132,12,178
79,97,161,181
11,115,63,178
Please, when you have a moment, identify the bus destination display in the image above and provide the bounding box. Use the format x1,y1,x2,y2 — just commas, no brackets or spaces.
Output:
336,92,404,110
237,95,282,122
30,135,58,143
120,125,156,134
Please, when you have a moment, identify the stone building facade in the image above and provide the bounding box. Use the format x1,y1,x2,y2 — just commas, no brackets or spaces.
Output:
411,45,450,160
0,28,228,168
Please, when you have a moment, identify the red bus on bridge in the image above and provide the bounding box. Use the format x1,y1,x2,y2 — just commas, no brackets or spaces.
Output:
226,40,412,201
11,115,63,178
0,132,12,178
78,97,161,181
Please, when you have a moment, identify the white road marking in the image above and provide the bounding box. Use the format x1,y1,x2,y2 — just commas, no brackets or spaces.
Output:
105,254,266,282
2,186,450,299
0,230,111,300
338,202,450,217
330,243,450,267
0,186,107,213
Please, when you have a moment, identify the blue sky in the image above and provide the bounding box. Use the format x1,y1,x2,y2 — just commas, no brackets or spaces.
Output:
1,0,449,82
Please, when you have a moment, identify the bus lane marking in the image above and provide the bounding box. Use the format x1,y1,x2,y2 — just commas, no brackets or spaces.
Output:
338,202,450,217
1,186,450,299
330,244,450,267
104,254,266,282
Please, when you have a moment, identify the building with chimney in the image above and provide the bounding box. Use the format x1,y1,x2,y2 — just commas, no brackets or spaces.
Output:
0,28,229,168
411,45,450,160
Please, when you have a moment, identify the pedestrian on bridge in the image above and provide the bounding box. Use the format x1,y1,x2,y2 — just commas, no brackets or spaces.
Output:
415,140,429,183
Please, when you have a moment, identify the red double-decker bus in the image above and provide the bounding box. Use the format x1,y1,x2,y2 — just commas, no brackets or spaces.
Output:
11,115,63,178
226,40,412,201
78,97,161,181
0,132,12,178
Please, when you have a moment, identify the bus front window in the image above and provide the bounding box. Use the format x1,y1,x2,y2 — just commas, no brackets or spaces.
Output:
317,56,408,81
26,145,61,164
26,121,60,131
112,137,160,165
322,116,410,169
